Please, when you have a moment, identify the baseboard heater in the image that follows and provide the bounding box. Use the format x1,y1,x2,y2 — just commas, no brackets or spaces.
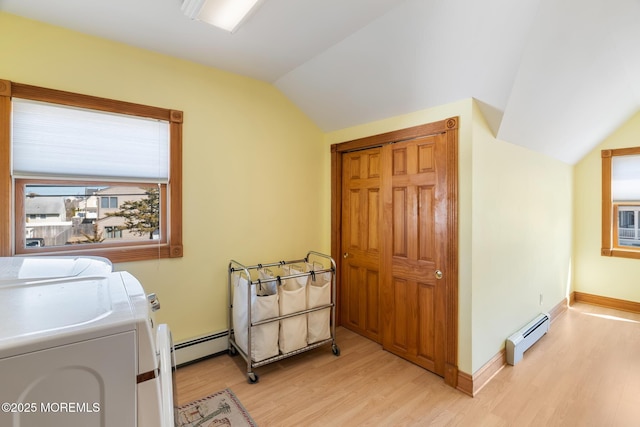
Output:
174,331,229,367
506,312,550,365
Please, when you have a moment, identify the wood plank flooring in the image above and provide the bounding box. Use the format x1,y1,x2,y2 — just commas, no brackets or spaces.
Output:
175,302,640,426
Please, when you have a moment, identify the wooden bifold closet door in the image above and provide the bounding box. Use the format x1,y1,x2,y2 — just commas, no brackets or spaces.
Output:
332,118,458,386
340,147,382,342
380,134,447,376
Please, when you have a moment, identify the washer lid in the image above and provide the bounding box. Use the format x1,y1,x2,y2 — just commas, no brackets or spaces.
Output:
0,256,112,281
0,274,134,358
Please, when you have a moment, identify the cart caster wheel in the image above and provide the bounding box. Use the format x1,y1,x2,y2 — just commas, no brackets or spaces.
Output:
229,346,238,356
332,344,340,356
247,373,259,384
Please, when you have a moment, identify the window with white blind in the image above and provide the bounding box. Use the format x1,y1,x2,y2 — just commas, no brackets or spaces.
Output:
602,148,640,259
0,79,183,262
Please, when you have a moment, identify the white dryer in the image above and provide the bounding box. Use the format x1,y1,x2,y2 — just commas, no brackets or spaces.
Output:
0,270,176,427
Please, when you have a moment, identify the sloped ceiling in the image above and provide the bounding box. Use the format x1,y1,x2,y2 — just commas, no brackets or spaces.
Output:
2,0,639,164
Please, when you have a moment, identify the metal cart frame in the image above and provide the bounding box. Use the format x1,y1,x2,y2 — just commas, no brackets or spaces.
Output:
228,251,340,383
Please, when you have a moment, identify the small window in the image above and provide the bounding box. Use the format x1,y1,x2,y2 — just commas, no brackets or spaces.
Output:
0,79,183,262
101,197,118,209
602,148,640,259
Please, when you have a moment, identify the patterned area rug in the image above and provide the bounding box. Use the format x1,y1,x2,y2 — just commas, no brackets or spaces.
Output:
177,389,257,427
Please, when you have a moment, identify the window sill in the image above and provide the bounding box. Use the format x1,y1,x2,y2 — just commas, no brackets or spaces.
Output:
601,248,640,260
17,243,183,264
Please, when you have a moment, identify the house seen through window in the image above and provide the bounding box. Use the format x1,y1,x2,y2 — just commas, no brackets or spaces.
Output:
617,205,640,246
24,184,161,247
602,148,640,259
0,79,183,262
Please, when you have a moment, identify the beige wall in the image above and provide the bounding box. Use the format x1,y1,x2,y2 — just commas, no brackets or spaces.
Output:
574,111,640,302
0,12,326,343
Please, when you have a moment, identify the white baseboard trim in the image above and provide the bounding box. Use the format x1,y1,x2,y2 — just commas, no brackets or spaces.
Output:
174,331,229,366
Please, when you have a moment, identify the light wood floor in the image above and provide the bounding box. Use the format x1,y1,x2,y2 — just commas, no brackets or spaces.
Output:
176,303,640,426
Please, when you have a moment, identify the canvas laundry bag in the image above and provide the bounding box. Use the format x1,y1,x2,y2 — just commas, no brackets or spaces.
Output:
279,265,308,353
306,262,332,344
232,271,279,362
257,268,278,296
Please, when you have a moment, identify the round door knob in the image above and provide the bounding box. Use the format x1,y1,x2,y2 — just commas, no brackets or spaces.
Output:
435,270,443,280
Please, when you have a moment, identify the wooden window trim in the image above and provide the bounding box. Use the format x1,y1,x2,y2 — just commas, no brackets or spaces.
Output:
602,147,640,260
0,79,183,262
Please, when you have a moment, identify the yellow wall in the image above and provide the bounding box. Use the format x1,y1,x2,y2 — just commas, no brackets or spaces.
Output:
470,101,573,371
574,111,640,302
0,12,326,343
1,11,579,377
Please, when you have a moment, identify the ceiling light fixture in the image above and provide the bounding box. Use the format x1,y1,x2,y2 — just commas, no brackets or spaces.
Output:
181,0,264,33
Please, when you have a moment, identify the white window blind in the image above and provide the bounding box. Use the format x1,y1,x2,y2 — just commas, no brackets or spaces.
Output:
12,99,169,181
612,155,640,201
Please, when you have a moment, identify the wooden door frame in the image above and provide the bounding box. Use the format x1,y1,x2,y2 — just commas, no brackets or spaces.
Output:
330,117,459,388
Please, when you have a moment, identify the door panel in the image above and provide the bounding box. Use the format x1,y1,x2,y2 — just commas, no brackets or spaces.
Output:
417,282,436,363
381,134,447,376
392,188,407,257
340,148,381,342
418,186,435,262
391,277,410,351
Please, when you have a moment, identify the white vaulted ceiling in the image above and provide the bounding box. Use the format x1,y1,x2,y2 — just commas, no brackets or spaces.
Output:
2,0,640,164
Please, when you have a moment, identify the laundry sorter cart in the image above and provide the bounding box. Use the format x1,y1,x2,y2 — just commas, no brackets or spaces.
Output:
228,251,340,383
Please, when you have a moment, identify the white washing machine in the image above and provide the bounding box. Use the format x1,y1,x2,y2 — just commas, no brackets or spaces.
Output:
0,256,113,281
0,267,176,427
